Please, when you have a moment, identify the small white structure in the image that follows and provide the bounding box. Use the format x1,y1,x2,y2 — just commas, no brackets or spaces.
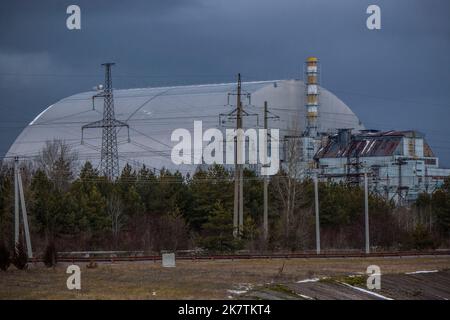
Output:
162,252,176,268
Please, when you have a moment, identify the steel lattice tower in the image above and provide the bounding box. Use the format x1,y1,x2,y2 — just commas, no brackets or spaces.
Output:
100,63,119,178
82,63,129,179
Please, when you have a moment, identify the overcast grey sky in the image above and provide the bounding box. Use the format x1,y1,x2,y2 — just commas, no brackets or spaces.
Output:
0,0,449,165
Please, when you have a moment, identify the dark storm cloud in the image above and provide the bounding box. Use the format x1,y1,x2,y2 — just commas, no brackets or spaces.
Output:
0,0,449,164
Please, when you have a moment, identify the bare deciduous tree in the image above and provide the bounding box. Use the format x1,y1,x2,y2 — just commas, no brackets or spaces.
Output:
272,118,305,244
107,192,124,246
37,139,77,192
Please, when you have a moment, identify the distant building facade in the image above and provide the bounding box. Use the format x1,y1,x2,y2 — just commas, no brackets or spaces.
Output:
314,129,450,204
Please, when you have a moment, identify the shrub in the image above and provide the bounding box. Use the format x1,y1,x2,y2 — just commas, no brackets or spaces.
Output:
0,242,10,271
43,242,57,268
412,224,436,250
12,239,28,270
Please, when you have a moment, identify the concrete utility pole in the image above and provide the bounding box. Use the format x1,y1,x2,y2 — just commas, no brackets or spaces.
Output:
14,157,19,245
233,73,244,237
263,101,269,240
314,174,321,254
14,157,33,258
364,171,370,254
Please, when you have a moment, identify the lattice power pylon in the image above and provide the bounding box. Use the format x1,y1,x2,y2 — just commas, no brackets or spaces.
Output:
82,63,129,179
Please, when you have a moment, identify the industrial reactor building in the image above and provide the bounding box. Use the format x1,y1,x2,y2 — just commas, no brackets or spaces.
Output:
5,58,450,203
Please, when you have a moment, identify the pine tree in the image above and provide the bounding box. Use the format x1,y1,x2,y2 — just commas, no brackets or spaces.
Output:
200,201,242,252
30,169,54,238
0,167,14,244
431,177,450,236
189,165,233,231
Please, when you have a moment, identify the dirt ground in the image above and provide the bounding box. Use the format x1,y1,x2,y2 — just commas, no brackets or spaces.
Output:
0,256,449,299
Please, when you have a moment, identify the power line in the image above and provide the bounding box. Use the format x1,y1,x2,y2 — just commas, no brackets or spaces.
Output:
81,63,130,179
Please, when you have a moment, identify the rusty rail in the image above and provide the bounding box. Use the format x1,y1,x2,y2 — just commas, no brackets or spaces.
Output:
29,250,450,263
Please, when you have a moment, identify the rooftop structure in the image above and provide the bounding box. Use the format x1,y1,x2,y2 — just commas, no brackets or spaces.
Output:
315,129,450,203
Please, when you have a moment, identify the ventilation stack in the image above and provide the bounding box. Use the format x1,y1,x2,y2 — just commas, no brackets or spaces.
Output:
305,57,319,137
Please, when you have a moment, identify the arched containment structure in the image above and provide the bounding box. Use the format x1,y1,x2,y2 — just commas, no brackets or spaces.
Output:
6,79,364,174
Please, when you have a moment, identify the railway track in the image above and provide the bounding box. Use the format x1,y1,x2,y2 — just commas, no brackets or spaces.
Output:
30,250,450,263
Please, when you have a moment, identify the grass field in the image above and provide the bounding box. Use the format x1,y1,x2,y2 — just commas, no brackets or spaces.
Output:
1,256,449,299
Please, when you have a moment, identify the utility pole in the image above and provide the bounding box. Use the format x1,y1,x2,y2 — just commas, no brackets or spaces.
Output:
260,101,279,241
14,157,19,245
314,173,320,254
14,157,33,258
220,74,256,238
82,63,130,180
233,73,244,237
263,101,269,240
395,158,408,205
364,171,370,254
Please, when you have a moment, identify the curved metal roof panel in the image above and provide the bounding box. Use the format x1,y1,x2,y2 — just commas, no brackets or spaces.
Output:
7,79,364,173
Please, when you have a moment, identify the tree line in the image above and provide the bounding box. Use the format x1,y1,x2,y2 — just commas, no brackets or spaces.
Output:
0,140,449,268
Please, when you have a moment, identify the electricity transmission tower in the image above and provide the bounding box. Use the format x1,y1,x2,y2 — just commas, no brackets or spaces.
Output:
82,63,129,179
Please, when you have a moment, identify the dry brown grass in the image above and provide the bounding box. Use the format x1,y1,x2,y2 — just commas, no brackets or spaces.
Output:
0,256,449,299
